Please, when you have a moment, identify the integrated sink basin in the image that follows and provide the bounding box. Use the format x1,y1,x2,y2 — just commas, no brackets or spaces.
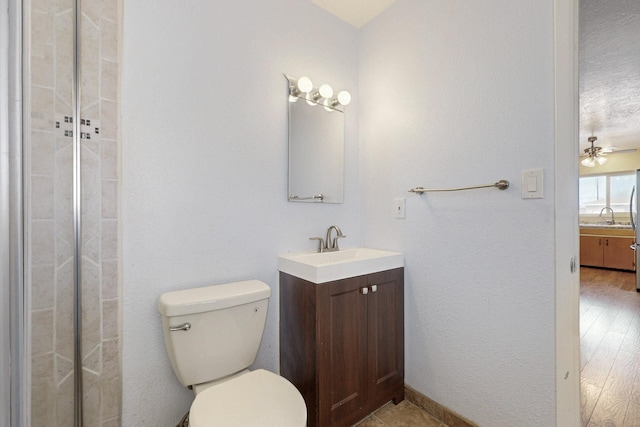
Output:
278,247,404,284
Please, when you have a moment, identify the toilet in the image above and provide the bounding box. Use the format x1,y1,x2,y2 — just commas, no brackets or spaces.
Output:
158,280,307,427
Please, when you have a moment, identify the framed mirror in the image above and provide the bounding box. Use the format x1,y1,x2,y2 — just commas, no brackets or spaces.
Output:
287,77,345,203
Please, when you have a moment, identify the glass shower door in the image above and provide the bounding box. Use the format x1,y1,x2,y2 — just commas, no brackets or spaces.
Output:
28,0,76,423
26,0,121,424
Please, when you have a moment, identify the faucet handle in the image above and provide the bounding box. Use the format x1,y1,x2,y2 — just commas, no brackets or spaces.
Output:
332,234,347,250
309,237,325,253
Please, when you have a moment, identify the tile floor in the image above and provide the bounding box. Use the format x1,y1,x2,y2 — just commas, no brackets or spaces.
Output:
353,400,449,427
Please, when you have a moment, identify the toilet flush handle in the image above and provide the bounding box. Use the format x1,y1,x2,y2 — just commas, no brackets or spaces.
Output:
169,322,191,332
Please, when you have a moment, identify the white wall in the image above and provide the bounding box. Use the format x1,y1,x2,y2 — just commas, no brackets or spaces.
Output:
123,0,571,426
121,1,360,424
359,1,558,425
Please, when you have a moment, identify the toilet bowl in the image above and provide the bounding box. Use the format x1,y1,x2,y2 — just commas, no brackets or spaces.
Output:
189,369,306,427
158,280,306,426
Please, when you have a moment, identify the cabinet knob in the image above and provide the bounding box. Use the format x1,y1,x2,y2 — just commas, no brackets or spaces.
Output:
360,287,369,295
370,285,377,293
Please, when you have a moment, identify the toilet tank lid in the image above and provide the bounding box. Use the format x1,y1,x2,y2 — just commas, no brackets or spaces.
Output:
158,280,271,317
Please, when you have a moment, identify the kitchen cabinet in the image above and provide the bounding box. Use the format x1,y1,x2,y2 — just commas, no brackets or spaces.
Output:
579,234,635,271
580,236,605,267
280,268,404,427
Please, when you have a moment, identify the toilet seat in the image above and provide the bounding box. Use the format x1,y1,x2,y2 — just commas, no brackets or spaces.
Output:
189,369,307,427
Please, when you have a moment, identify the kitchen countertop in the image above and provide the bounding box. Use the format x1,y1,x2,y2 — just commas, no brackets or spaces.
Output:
580,223,634,237
580,223,632,229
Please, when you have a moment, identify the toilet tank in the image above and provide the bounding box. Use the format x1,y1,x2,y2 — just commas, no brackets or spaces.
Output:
158,280,271,387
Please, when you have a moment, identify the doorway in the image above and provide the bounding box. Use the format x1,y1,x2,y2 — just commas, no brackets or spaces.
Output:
577,0,640,425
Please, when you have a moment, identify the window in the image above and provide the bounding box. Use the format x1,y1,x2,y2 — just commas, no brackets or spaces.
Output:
579,172,635,214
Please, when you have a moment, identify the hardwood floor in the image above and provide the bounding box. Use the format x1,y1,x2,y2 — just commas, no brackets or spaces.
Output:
580,267,640,427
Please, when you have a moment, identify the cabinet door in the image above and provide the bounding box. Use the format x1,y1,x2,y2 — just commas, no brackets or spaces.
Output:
279,274,319,424
603,237,636,271
580,236,604,267
317,276,369,427
366,269,404,408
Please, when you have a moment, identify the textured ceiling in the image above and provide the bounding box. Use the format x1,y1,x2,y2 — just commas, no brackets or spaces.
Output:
311,0,400,28
580,0,640,152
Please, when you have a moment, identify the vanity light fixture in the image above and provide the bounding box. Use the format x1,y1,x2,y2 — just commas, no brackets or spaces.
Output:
318,84,333,99
324,91,352,112
308,84,333,107
289,76,314,100
306,91,322,106
327,91,352,107
337,90,351,106
287,74,351,112
298,76,313,92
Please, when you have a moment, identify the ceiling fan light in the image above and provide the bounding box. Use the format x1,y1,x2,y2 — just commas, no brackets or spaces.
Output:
596,156,608,165
581,157,596,167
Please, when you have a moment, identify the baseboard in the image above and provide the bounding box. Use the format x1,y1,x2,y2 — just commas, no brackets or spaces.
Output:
404,385,478,427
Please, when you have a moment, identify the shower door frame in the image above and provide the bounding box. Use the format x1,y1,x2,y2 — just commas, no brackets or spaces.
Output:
2,0,86,424
1,0,27,425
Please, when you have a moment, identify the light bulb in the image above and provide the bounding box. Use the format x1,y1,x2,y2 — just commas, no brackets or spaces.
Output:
581,157,595,167
318,84,333,99
337,90,351,106
596,156,608,165
297,76,313,93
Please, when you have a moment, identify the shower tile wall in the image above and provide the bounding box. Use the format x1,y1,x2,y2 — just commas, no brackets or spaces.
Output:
28,0,121,425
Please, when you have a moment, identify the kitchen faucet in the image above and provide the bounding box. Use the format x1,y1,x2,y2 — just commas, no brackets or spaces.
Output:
309,225,346,253
599,206,615,224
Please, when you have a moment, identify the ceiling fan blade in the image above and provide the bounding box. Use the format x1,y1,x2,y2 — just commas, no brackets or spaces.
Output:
606,148,637,154
580,148,637,156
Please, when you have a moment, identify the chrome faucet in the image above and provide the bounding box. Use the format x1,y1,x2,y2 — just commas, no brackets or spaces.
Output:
309,225,347,253
599,207,615,224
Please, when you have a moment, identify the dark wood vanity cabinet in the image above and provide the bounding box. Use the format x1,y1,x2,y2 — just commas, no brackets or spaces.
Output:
280,268,404,427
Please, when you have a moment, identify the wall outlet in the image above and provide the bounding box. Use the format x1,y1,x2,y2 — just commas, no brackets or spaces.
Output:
394,198,406,219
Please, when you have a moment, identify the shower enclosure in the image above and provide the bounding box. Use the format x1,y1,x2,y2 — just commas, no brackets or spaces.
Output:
2,0,122,425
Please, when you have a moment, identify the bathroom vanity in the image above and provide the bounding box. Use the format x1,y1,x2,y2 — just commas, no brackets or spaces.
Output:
278,249,404,427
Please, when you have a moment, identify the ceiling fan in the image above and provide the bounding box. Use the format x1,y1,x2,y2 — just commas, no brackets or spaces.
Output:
580,136,637,167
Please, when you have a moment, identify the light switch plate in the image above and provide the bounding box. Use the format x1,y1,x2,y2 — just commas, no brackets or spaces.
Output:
522,169,543,199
